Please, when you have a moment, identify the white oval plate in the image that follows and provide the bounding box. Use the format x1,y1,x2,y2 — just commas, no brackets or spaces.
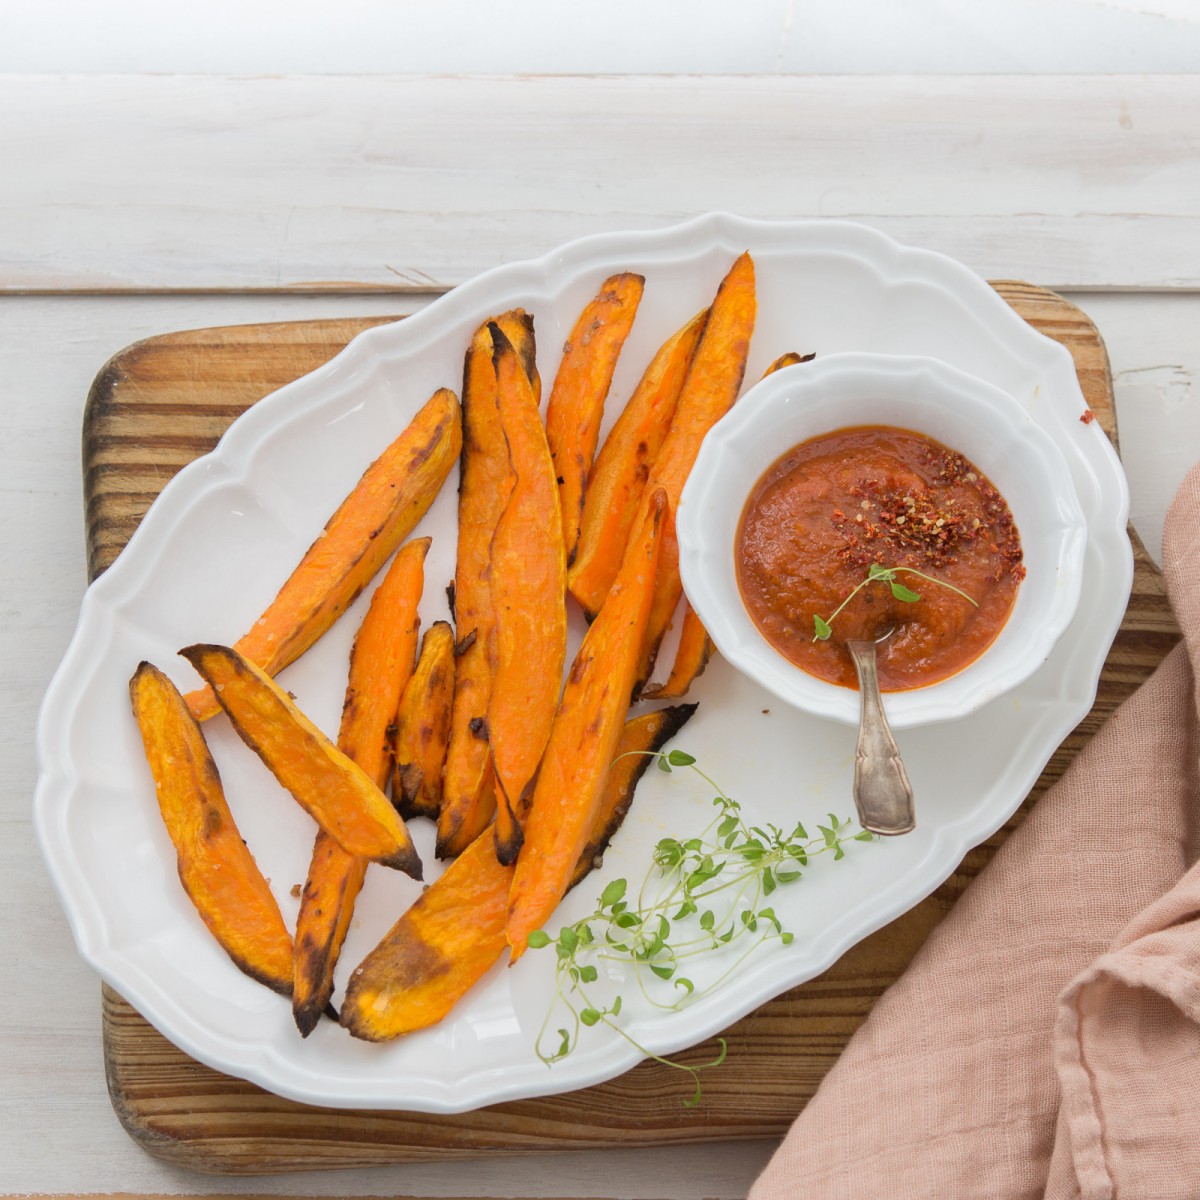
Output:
35,215,1130,1112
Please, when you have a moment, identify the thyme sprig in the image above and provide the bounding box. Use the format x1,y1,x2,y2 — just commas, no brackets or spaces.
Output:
812,562,978,642
527,750,872,1105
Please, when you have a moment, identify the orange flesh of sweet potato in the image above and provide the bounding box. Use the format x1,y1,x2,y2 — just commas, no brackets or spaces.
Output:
340,700,696,1041
637,344,802,702
341,832,511,1040
129,661,294,995
393,620,456,821
292,537,427,1036
506,489,666,961
637,253,756,686
184,387,461,721
567,701,698,890
181,643,422,877
438,312,535,859
568,308,706,619
487,326,568,865
640,601,714,701
545,273,645,564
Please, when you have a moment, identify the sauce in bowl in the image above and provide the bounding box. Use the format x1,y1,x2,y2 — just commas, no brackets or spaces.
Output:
735,425,1025,691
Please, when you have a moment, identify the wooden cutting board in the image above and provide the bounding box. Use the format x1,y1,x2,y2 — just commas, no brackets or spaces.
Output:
86,284,1179,1175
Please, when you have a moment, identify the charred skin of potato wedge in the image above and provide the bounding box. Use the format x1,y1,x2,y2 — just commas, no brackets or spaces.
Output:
438,312,536,859
129,661,294,995
181,643,422,877
487,325,568,865
640,601,714,701
506,489,666,961
392,620,456,821
292,537,428,1037
340,701,697,1041
568,308,705,619
545,272,645,563
185,387,461,721
638,342,803,701
636,253,756,687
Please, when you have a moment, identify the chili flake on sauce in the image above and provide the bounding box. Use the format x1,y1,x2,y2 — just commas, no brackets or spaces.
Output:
735,426,1024,691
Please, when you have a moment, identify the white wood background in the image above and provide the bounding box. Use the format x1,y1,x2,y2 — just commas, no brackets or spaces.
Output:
3,71,1199,1197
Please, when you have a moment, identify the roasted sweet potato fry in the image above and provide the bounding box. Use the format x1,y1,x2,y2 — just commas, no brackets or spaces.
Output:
185,387,461,721
568,308,706,619
762,350,814,375
340,832,510,1041
487,326,567,865
637,345,805,700
129,662,293,995
640,602,713,701
545,273,644,563
340,700,696,1041
636,253,756,686
507,489,666,961
393,621,455,821
292,537,427,1036
438,313,536,860
181,643,422,877
568,702,698,889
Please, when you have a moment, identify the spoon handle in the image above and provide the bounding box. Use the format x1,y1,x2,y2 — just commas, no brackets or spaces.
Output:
846,639,915,836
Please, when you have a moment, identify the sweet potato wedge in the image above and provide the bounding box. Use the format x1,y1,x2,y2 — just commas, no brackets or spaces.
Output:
507,489,666,961
640,602,713,701
181,643,422,877
340,699,696,1041
568,308,706,619
568,701,698,889
545,273,645,563
637,253,756,686
438,312,535,860
393,620,456,821
292,537,427,1036
762,350,814,375
636,345,805,701
185,387,461,721
487,325,568,865
340,831,511,1041
129,661,293,995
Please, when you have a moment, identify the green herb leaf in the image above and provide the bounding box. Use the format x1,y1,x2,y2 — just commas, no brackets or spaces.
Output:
890,581,921,603
533,751,869,1106
813,614,832,641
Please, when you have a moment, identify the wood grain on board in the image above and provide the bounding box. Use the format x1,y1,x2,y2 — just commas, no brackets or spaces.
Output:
86,284,1178,1174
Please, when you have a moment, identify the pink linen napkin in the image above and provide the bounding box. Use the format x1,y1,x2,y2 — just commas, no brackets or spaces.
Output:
750,463,1200,1200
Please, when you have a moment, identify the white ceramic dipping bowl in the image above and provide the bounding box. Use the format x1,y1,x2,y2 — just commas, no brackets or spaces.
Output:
677,352,1088,729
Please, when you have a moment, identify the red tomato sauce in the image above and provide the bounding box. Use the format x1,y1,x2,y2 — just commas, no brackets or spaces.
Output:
735,426,1024,691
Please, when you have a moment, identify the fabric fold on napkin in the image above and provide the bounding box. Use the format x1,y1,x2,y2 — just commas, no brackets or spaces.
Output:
750,463,1200,1200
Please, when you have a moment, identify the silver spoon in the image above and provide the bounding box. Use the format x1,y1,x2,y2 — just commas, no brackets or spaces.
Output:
845,625,915,836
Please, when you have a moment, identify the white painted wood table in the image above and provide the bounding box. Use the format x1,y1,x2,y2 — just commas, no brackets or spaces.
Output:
3,73,1198,1198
